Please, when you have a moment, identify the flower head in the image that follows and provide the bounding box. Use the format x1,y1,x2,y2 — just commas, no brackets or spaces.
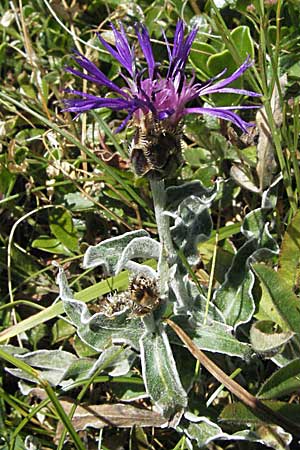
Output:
64,21,260,177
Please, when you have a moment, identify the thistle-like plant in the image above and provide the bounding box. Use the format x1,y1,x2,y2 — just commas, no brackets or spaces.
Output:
59,20,292,438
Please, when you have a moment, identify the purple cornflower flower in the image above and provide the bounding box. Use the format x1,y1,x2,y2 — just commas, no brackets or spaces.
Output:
64,21,260,177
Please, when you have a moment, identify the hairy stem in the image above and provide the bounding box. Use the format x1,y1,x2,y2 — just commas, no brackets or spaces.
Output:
150,178,192,312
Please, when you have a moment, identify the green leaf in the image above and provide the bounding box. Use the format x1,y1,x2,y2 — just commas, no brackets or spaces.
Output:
31,236,73,256
278,210,300,290
190,42,216,76
49,208,79,253
250,320,294,357
140,327,187,420
52,319,75,344
220,401,300,425
111,382,146,402
253,263,300,334
231,26,254,60
207,26,254,106
64,192,94,211
258,359,300,400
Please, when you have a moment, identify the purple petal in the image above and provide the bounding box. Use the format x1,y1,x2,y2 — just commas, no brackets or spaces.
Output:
172,20,185,60
114,112,134,133
66,51,126,96
200,57,255,95
97,24,134,76
169,21,198,76
63,92,136,114
181,27,198,60
136,24,155,78
157,109,175,120
193,68,228,92
200,87,262,97
183,106,256,133
115,98,149,133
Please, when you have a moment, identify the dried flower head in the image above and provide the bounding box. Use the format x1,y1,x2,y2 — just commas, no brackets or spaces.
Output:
64,21,260,177
129,274,161,316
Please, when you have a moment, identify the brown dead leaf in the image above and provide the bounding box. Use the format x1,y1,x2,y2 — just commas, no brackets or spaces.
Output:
55,401,167,442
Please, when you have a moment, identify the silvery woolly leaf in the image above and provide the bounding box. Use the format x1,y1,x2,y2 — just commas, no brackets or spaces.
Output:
214,207,278,328
166,180,218,211
86,345,136,378
171,195,213,265
122,261,157,279
170,265,194,312
185,278,225,322
57,266,144,351
83,230,149,275
25,435,41,450
180,413,225,449
169,316,252,358
182,412,292,450
140,326,187,422
250,320,294,357
6,349,78,386
115,236,161,273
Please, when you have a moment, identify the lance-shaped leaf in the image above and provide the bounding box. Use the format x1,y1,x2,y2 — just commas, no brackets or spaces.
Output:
214,207,278,328
6,349,78,386
256,75,286,191
57,266,144,351
171,195,213,265
140,326,187,421
83,230,149,274
253,264,300,335
220,400,300,427
258,358,300,400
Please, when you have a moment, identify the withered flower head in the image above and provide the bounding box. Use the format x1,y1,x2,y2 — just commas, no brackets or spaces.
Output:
64,21,260,178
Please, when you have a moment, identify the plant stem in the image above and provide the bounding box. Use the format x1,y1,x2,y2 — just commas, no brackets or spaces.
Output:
149,178,175,263
149,178,191,312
